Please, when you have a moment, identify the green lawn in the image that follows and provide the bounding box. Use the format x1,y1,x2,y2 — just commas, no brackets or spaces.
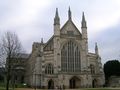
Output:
0,87,5,90
85,88,120,90
0,87,12,90
15,88,120,90
0,87,120,90
1,82,119,90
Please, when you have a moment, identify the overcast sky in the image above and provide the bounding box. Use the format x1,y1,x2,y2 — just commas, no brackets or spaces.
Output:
0,0,120,64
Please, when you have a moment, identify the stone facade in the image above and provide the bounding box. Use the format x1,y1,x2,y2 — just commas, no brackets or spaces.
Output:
25,8,105,89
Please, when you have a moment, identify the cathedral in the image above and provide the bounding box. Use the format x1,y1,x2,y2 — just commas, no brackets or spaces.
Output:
25,8,105,89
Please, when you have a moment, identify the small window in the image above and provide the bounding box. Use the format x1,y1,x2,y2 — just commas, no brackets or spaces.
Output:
67,31,74,36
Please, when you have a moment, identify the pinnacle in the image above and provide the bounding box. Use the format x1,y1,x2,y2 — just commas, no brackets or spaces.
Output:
82,12,86,22
55,8,59,18
81,12,87,28
54,8,60,25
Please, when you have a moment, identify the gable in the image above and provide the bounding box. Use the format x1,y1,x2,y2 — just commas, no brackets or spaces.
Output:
44,36,54,51
60,20,82,36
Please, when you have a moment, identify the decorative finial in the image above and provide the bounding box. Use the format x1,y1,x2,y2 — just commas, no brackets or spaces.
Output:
82,12,86,22
41,38,43,44
95,42,99,55
55,8,58,17
95,42,98,48
68,6,72,20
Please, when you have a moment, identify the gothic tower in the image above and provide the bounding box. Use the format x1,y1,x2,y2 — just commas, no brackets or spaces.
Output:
81,12,88,52
81,12,88,70
53,8,60,73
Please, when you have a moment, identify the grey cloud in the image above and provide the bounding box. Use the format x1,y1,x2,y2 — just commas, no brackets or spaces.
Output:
89,23,120,64
0,0,120,65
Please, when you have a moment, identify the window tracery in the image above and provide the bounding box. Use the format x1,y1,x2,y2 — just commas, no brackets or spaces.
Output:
61,41,81,72
45,63,54,74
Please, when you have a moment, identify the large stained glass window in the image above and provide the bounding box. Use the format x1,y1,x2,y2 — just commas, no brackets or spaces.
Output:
61,41,81,72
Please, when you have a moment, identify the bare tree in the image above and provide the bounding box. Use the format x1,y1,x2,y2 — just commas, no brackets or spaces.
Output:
0,35,6,82
0,38,4,67
0,31,24,90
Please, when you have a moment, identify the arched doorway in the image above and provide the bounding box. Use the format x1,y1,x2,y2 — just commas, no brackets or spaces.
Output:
69,76,81,88
92,79,97,88
48,79,54,89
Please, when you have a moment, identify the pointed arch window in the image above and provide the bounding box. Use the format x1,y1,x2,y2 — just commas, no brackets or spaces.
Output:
61,41,81,72
90,64,95,74
45,63,54,74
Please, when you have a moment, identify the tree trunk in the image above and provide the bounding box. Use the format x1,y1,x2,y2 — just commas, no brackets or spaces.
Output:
6,69,10,90
6,58,10,90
